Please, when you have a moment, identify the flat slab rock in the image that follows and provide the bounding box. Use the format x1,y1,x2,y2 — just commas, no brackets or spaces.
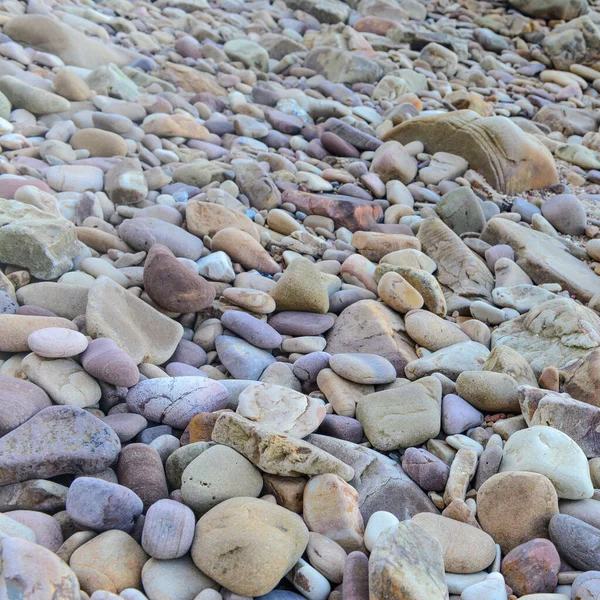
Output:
481,218,600,302
211,412,355,481
306,434,438,522
0,405,121,485
492,297,600,375
86,276,183,366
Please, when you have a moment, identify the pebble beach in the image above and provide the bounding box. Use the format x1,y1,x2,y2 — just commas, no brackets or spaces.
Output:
2,0,600,599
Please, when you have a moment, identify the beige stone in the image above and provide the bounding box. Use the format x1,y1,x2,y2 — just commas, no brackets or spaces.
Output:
211,412,354,481
351,231,420,262
316,368,374,418
211,228,280,275
270,258,329,314
70,530,148,595
303,473,365,553
0,536,80,599
456,371,520,412
369,520,448,600
0,315,77,353
417,218,494,301
404,310,470,351
186,201,259,241
356,376,442,451
191,497,309,597
70,129,128,158
412,513,496,574
86,276,183,365
237,382,326,437
181,445,263,513
378,272,424,313
383,110,558,193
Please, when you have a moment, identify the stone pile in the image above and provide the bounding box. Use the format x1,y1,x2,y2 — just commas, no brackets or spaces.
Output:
3,0,600,599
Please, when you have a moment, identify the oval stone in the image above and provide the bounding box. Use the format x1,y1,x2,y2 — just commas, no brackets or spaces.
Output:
126,377,229,428
328,353,397,384
66,477,143,533
118,217,203,260
81,338,139,388
116,444,169,511
221,311,282,349
500,538,560,596
141,499,196,560
27,327,88,358
549,514,600,571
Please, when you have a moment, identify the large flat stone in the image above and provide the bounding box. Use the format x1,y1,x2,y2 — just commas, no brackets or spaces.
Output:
481,218,600,302
0,406,121,485
325,300,417,376
306,434,438,522
382,110,558,193
86,276,183,365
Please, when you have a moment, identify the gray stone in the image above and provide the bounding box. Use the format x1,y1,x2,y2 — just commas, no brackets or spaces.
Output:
0,201,79,280
435,187,486,236
491,297,600,375
306,434,437,522
0,406,121,485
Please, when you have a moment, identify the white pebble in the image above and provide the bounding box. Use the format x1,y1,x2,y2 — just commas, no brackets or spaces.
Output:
446,434,484,456
287,558,331,600
364,511,399,551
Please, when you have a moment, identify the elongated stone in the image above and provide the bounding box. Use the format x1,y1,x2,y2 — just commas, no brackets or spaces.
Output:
211,412,354,481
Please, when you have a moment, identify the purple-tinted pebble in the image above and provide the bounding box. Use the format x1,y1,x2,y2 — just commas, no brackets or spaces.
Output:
268,312,335,336
318,414,363,444
221,310,283,349
292,352,331,383
441,394,484,435
401,447,450,492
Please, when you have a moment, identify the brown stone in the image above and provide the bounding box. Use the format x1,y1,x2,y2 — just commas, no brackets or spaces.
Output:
211,228,280,275
282,190,384,232
326,299,417,376
262,474,306,514
185,201,259,241
477,472,559,553
501,538,561,597
382,110,559,193
187,409,233,443
143,244,215,313
116,444,169,511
